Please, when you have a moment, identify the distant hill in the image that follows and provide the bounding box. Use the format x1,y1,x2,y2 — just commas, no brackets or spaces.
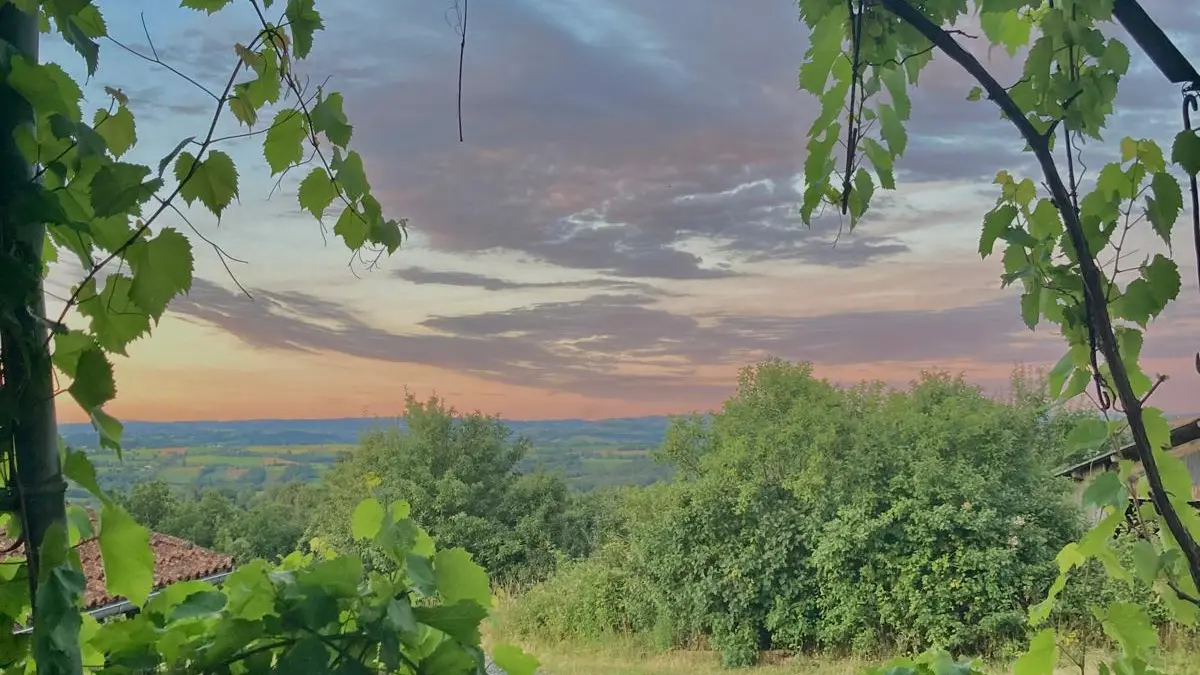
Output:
58,415,674,452
60,415,679,495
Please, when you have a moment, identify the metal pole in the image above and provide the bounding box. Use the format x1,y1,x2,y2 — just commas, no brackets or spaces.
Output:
0,3,68,607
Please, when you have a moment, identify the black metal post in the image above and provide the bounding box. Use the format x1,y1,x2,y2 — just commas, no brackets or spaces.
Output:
0,3,68,607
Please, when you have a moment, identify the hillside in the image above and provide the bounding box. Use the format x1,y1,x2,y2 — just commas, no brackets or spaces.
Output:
61,415,676,495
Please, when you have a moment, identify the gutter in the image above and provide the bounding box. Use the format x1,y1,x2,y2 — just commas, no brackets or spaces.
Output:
12,570,233,635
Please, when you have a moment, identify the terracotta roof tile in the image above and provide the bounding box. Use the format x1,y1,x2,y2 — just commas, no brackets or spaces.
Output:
0,516,234,611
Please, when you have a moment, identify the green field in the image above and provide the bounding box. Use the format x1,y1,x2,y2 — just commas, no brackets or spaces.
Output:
75,435,667,498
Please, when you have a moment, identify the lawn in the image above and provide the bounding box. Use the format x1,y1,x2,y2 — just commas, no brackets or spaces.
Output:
495,641,1200,675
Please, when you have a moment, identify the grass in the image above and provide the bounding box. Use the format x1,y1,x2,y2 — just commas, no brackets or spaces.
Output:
485,639,1200,675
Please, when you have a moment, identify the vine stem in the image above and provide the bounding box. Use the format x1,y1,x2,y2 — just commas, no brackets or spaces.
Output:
877,0,1200,597
47,37,252,343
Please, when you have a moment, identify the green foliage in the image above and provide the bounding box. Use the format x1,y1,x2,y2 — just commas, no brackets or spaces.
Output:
507,362,1094,664
793,0,1200,674
308,393,596,586
0,1,541,672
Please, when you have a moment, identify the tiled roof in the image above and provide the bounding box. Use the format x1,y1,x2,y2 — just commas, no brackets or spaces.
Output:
0,518,234,611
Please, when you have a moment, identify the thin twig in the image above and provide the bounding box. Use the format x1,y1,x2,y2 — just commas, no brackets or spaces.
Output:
456,0,465,140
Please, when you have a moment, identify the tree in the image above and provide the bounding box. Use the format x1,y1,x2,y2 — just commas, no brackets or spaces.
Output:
309,393,587,586
0,2,535,673
796,0,1199,671
113,479,177,532
506,362,1089,665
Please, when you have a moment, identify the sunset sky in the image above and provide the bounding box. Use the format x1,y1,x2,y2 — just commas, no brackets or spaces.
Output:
45,0,1200,423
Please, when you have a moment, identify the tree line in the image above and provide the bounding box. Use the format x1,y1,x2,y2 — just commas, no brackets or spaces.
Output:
117,361,1182,667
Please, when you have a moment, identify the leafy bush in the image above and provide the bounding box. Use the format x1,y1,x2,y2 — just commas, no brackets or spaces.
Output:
307,394,594,585
504,361,1096,664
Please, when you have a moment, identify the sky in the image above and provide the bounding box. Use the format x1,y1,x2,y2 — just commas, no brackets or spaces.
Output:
42,0,1200,423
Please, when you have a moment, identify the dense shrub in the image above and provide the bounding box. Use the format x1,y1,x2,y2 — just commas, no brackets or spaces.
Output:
503,361,1096,664
306,394,595,585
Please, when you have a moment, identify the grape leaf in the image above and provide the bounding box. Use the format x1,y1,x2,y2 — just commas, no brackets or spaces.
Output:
285,0,324,59
334,204,368,249
298,168,338,219
67,347,117,411
62,447,103,496
52,329,97,377
90,163,161,217
90,408,124,452
264,109,307,174
413,601,489,644
229,95,257,127
1171,129,1200,175
351,498,385,541
1013,629,1057,675
175,150,240,218
1143,254,1181,307
99,501,154,607
798,6,846,95
128,227,194,322
310,92,353,148
1146,171,1181,246
1066,418,1110,455
1082,472,1127,510
77,276,152,355
979,204,1017,257
492,644,539,675
434,548,491,607
94,105,136,158
181,0,234,13
7,56,83,122
1096,603,1157,660
32,565,85,675
333,150,369,200
877,103,907,156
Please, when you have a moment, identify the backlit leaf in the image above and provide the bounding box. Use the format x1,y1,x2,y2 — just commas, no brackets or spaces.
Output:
1171,129,1200,175
334,204,368,249
310,92,353,147
434,548,491,607
67,347,116,411
798,6,846,94
127,227,194,322
99,500,154,607
90,163,161,217
94,105,136,157
1082,472,1127,511
7,56,83,121
351,498,385,541
877,103,907,156
90,408,123,452
333,150,369,200
285,0,324,58
298,167,338,219
263,108,307,174
413,600,489,643
492,644,539,675
181,0,234,13
1096,602,1157,660
1145,171,1181,246
175,150,240,218
1067,418,1111,457
979,204,1017,257
76,276,151,355
1013,629,1057,675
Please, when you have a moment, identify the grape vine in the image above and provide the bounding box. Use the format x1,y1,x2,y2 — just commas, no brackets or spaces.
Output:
797,0,1198,672
0,1,534,673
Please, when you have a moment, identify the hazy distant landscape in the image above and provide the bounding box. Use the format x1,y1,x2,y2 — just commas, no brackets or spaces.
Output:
61,415,675,497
